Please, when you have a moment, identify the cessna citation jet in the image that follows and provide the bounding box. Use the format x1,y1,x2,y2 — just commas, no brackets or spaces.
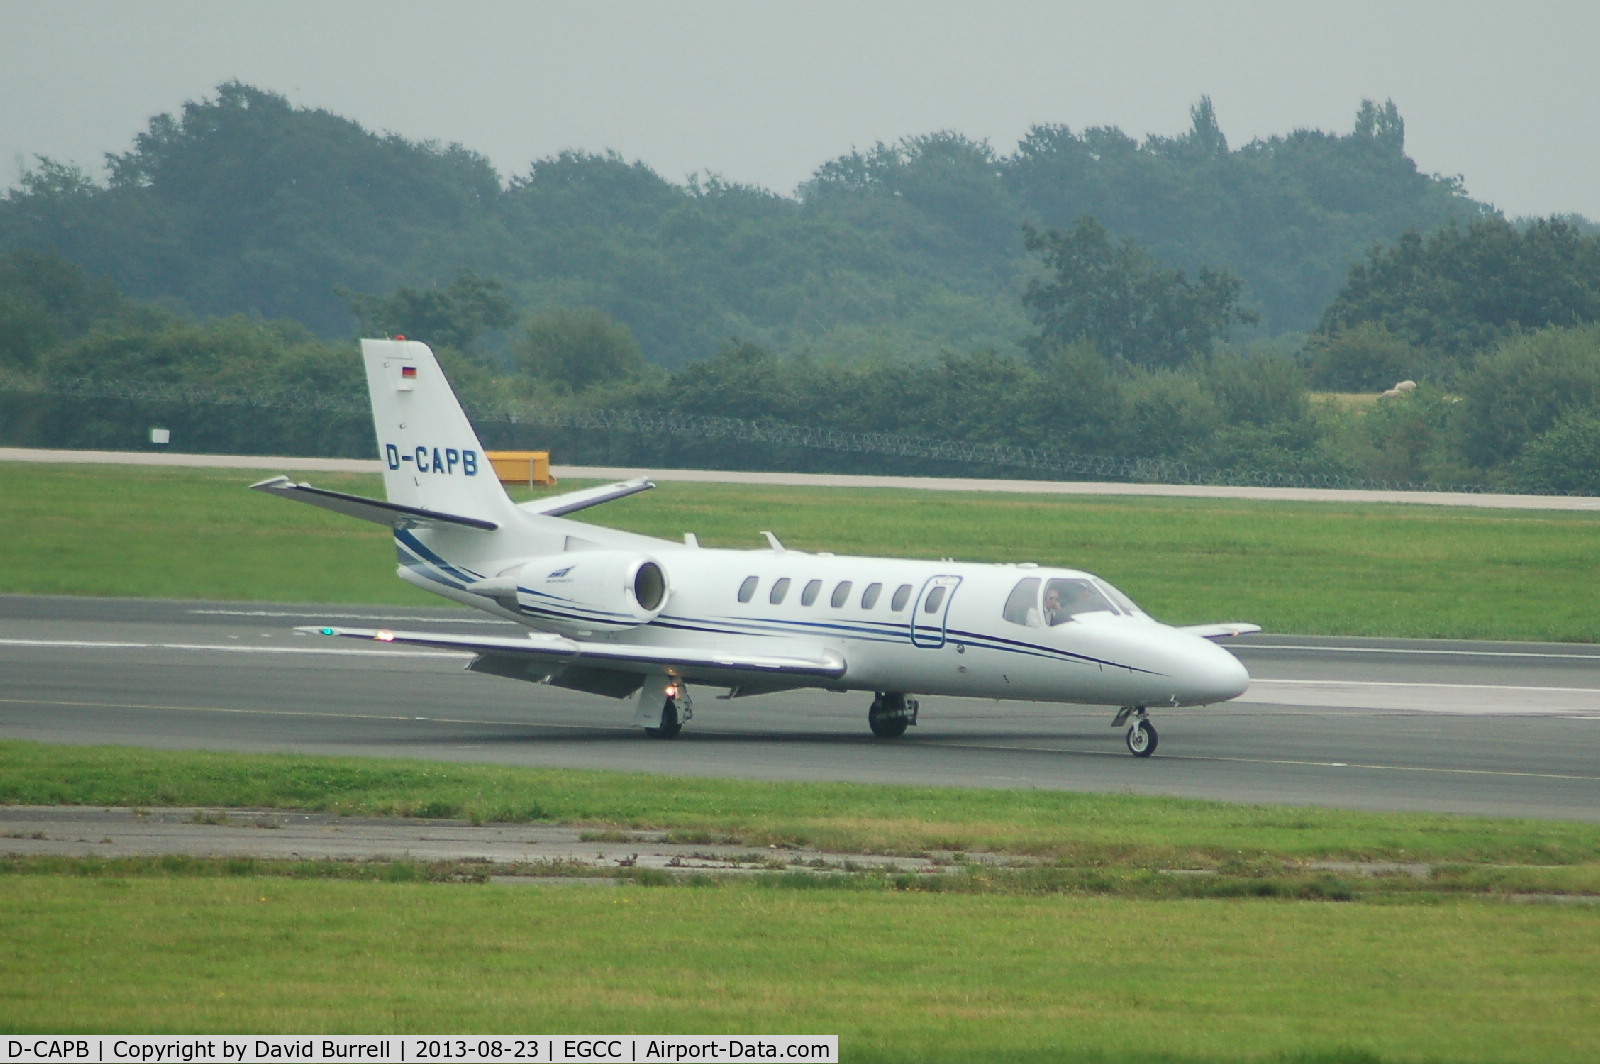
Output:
254,338,1257,757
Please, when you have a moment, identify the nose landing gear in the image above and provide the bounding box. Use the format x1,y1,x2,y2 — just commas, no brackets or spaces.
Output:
1111,705,1158,757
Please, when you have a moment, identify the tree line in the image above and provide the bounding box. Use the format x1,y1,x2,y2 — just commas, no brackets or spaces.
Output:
5,84,1600,494
6,206,1600,494
2,84,1482,366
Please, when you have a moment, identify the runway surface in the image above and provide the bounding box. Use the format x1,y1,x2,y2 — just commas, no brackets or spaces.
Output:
3,595,1599,822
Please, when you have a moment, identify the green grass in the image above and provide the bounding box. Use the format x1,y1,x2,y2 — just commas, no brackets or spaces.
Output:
6,742,1599,869
3,461,1599,639
2,876,1597,1062
4,747,1599,1060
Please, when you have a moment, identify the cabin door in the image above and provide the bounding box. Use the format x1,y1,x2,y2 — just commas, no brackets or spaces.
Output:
910,575,962,649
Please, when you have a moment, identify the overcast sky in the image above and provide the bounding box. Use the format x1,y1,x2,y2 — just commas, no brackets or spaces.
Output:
4,1,1598,220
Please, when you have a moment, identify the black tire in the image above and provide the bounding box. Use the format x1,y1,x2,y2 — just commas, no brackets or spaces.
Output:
645,698,682,739
868,712,909,738
1125,719,1158,757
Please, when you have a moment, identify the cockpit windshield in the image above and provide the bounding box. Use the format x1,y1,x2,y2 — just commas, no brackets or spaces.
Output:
1003,575,1143,627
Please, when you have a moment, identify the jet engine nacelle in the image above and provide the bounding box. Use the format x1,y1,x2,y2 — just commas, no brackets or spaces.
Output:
510,551,669,632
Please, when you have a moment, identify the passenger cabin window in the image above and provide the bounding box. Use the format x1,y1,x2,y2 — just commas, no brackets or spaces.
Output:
890,584,912,611
831,581,853,608
801,579,822,606
923,586,948,612
769,577,791,605
860,583,883,609
737,576,758,603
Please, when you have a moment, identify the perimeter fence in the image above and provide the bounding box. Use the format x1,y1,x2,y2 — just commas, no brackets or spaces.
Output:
0,373,1525,496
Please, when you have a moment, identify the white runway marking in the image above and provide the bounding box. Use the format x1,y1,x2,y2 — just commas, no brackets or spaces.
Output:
188,608,516,625
1241,678,1600,714
1244,643,1600,661
0,637,468,659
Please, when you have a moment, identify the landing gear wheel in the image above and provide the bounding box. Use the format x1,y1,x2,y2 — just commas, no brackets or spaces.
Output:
1125,718,1158,757
867,693,916,738
869,710,909,738
645,697,683,739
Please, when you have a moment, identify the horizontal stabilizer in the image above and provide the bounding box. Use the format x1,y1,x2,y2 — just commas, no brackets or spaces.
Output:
250,476,499,531
297,625,848,680
517,477,655,517
1179,622,1262,640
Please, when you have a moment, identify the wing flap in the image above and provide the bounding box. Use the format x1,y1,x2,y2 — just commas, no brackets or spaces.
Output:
297,625,847,680
251,476,498,531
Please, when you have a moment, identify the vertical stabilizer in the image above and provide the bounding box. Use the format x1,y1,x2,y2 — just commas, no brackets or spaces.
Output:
361,338,512,522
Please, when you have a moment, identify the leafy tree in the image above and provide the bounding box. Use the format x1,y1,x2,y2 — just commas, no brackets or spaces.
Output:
0,86,1514,377
0,249,129,370
343,269,514,352
1454,324,1600,468
8,82,507,333
1303,322,1434,390
515,306,647,394
1197,349,1311,426
1319,217,1600,360
1343,387,1467,484
1023,217,1257,368
802,132,1017,271
1509,407,1600,494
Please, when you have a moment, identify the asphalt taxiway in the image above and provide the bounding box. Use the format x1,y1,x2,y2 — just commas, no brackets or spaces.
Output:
3,595,1597,822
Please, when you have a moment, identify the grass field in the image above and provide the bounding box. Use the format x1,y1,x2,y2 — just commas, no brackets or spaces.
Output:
6,743,1599,868
4,877,1598,1062
3,461,1599,640
3,742,1600,1060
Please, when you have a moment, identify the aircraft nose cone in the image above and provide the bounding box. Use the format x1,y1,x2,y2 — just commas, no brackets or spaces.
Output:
1183,641,1250,705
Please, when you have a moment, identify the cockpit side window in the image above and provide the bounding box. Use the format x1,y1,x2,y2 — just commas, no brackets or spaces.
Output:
1002,577,1042,626
1043,578,1119,625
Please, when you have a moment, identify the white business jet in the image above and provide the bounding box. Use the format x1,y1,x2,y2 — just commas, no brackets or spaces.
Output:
254,338,1257,757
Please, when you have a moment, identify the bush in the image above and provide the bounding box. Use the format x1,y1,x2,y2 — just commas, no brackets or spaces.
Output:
1455,324,1600,467
1304,322,1434,390
1507,407,1600,494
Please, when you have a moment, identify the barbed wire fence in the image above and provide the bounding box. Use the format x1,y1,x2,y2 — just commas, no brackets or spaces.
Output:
0,373,1522,495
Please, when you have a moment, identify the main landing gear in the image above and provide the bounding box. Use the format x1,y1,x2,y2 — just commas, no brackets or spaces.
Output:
1111,706,1158,757
868,692,919,738
642,680,693,739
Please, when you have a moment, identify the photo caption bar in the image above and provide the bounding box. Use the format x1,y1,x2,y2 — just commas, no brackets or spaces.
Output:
2,1037,838,1064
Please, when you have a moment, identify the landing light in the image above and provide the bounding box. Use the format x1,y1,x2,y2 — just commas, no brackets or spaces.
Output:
375,630,396,642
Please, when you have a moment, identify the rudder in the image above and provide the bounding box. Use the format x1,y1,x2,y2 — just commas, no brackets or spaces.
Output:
361,338,512,521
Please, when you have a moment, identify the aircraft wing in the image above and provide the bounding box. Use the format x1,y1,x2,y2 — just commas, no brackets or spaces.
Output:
250,476,499,531
518,477,655,517
297,625,848,680
1179,622,1261,640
